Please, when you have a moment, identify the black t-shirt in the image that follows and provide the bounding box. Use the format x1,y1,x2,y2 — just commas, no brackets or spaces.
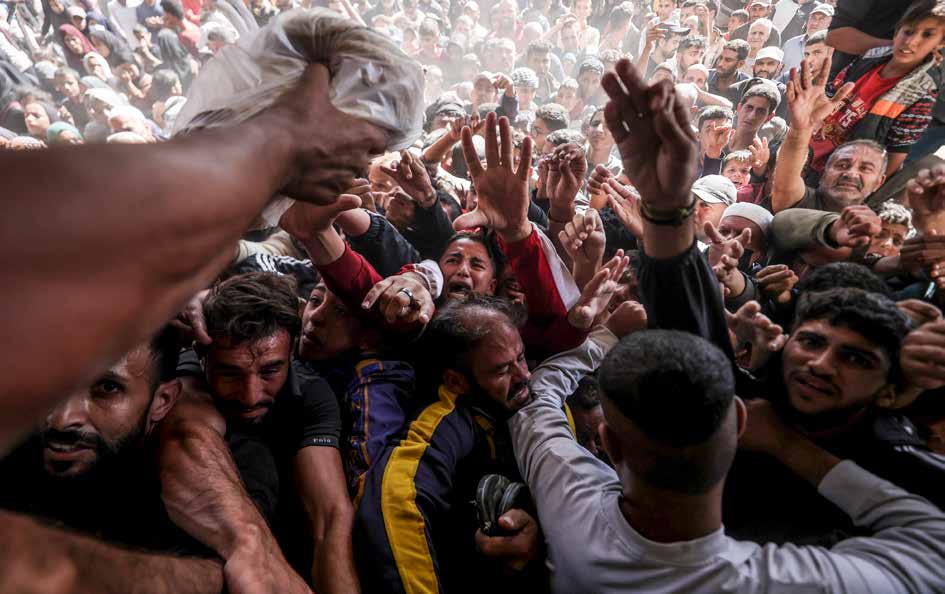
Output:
828,0,908,77
707,69,750,105
0,436,210,556
176,351,342,576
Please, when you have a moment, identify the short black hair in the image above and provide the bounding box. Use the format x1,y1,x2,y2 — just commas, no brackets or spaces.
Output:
741,82,780,112
570,375,601,410
897,0,945,31
723,39,750,61
679,35,707,52
697,105,733,130
795,262,892,297
441,230,506,280
525,39,553,57
422,294,526,374
599,330,736,493
203,272,302,346
793,288,911,383
160,0,185,19
534,103,569,131
146,325,182,390
600,330,735,447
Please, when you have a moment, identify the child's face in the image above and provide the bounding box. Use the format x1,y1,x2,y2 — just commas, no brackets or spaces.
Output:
892,17,945,69
723,160,751,187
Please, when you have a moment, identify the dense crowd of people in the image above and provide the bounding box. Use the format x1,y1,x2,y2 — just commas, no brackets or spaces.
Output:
2,0,945,592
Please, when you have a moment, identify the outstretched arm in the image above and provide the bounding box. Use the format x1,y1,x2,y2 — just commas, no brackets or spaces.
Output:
0,65,386,453
772,60,854,212
0,510,224,594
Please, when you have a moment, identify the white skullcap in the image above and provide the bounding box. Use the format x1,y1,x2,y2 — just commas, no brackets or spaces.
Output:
721,202,774,235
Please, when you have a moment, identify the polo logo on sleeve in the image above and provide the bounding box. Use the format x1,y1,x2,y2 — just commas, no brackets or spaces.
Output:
310,437,337,447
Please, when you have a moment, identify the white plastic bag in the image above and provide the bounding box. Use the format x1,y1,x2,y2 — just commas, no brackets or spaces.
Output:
173,8,425,226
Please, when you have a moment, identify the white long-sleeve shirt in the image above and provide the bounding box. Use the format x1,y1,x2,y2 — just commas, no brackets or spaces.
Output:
511,327,945,594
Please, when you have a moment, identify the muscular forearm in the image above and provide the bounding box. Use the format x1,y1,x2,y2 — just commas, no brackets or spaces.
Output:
0,510,224,594
825,27,891,55
771,127,812,212
158,417,272,559
0,115,293,454
422,134,458,166
312,509,359,594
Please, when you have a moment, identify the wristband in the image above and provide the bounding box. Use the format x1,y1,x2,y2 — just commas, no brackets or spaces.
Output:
640,197,697,226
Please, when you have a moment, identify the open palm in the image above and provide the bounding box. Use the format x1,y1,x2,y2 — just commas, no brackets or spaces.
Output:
454,112,534,242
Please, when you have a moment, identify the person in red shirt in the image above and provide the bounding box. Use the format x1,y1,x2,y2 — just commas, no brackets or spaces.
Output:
808,0,945,179
160,0,201,57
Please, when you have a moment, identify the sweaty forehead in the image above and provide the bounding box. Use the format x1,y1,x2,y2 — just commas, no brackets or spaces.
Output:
831,145,884,166
443,237,491,261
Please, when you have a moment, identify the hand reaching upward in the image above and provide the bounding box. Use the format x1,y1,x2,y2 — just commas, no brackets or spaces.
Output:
601,59,699,210
453,112,534,243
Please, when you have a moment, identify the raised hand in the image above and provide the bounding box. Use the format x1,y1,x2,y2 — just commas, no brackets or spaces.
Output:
900,231,945,276
604,300,648,339
279,193,363,242
361,273,435,325
829,204,881,248
748,136,770,176
568,251,630,330
726,300,787,371
379,150,437,207
702,120,733,159
705,220,750,268
558,209,606,290
170,289,212,346
274,64,388,204
547,143,588,220
604,178,644,238
897,298,943,327
755,264,798,304
587,163,613,197
900,319,945,391
785,58,855,134
345,177,380,212
905,164,945,233
601,59,699,210
454,112,534,242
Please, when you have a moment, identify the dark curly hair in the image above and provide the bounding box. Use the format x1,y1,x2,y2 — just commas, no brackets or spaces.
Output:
203,272,302,346
792,288,912,384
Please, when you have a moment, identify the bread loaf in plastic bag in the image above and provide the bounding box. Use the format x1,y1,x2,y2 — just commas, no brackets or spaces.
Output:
172,8,425,226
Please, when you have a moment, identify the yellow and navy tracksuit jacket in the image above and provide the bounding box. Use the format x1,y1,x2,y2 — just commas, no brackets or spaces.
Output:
353,385,530,594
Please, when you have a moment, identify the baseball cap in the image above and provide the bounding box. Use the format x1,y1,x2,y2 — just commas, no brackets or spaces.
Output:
811,2,834,16
67,6,87,19
747,0,771,6
721,202,773,235
755,46,784,62
692,175,737,206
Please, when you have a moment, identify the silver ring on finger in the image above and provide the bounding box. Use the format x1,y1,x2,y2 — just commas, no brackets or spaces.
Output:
397,287,415,306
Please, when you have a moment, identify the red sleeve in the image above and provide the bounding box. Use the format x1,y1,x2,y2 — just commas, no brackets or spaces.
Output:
498,228,586,356
316,242,383,315
318,243,424,335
